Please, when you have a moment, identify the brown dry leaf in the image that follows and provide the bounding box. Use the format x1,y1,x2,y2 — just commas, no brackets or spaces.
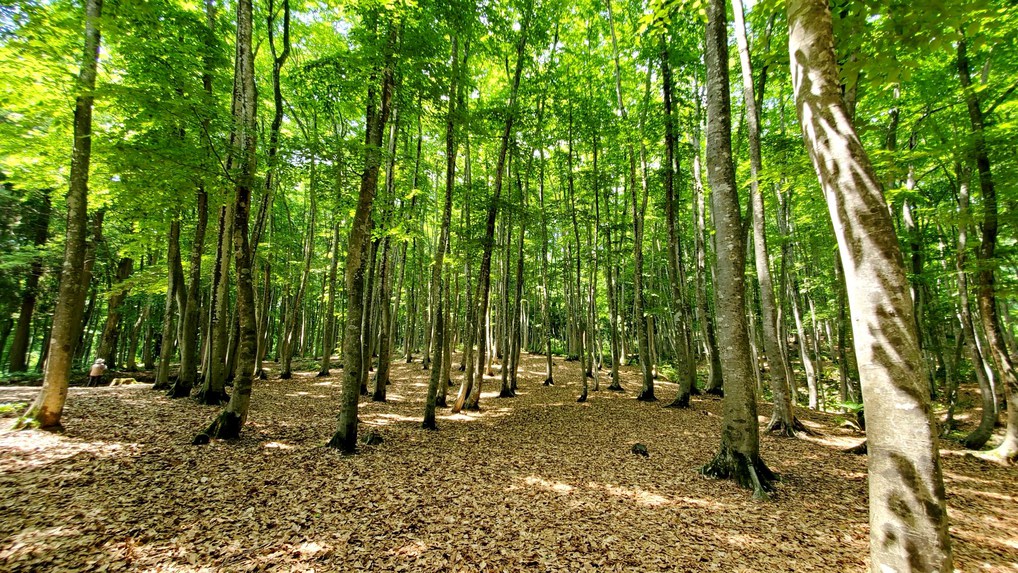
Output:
1,354,1016,572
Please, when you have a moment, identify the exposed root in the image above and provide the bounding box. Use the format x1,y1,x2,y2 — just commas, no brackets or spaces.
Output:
843,440,867,455
606,383,625,392
699,443,777,500
498,388,516,398
576,392,588,403
636,389,657,402
766,415,820,438
664,392,690,408
166,382,192,399
193,410,243,444
193,388,229,406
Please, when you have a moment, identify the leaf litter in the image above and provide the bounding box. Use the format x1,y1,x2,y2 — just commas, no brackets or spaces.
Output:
1,353,1016,572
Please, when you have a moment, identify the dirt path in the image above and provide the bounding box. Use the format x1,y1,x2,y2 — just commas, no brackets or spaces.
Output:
1,354,1015,571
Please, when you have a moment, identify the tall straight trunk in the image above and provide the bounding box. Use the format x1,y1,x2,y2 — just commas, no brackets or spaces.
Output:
180,187,209,397
789,0,952,568
731,0,798,432
954,166,996,449
9,192,51,373
567,109,589,401
699,0,774,498
124,300,146,370
692,125,724,395
186,202,232,399
660,39,695,408
319,224,342,376
96,257,134,369
255,262,272,376
789,276,818,407
607,0,653,400
327,18,398,452
194,0,259,442
373,236,394,400
281,168,317,379
155,221,182,390
20,0,102,429
455,4,531,413
359,237,379,393
958,36,1018,462
538,145,555,386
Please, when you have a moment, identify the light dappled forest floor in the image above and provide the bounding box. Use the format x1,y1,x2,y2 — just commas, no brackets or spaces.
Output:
1,354,1016,572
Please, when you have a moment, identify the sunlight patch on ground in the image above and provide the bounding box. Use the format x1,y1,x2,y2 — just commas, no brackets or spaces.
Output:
262,441,295,450
436,407,513,423
390,540,428,557
0,430,137,472
312,381,334,387
362,413,421,426
523,475,576,494
588,482,671,507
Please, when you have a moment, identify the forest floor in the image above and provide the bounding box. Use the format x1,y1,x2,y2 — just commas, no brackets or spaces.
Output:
1,354,1016,572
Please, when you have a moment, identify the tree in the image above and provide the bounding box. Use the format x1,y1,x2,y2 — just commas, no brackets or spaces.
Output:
698,0,775,498
787,0,952,568
17,0,103,429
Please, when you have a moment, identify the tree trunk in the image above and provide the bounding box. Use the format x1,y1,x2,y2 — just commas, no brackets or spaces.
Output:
326,18,398,452
9,191,51,373
730,0,800,434
155,221,182,391
788,0,952,567
181,188,210,398
699,0,774,498
958,36,1018,462
95,257,134,369
19,0,102,429
194,0,260,443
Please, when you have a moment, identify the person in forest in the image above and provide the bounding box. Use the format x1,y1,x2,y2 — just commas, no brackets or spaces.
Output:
88,358,107,387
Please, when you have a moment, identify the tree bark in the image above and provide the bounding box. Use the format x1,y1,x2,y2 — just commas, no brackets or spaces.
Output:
19,0,103,429
194,0,260,443
699,0,774,498
8,191,51,373
788,0,952,568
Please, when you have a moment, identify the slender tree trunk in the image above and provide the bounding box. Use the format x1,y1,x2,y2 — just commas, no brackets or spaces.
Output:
699,0,774,497
9,192,51,373
958,36,1018,462
194,0,260,442
660,39,695,408
155,222,182,390
731,0,801,434
19,0,102,429
789,0,952,567
327,18,398,452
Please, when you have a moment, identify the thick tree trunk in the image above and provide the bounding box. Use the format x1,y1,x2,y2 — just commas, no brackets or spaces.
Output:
692,126,724,396
19,0,102,429
184,202,231,400
788,0,952,568
699,0,774,498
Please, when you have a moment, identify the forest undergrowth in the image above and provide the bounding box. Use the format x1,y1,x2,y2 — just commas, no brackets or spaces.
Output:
1,353,1015,572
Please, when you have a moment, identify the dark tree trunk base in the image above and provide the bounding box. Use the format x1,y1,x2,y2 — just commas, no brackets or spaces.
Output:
279,372,292,380
463,402,480,411
166,382,192,399
371,391,386,402
316,370,330,378
256,369,268,380
961,428,992,450
194,388,229,406
543,377,554,386
576,392,588,403
606,383,624,392
843,440,867,455
699,443,777,500
585,369,593,378
436,395,447,407
689,385,702,395
704,387,724,397
664,392,690,408
636,389,657,402
193,410,243,444
766,415,819,438
498,388,516,398
325,433,356,453
421,419,437,430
